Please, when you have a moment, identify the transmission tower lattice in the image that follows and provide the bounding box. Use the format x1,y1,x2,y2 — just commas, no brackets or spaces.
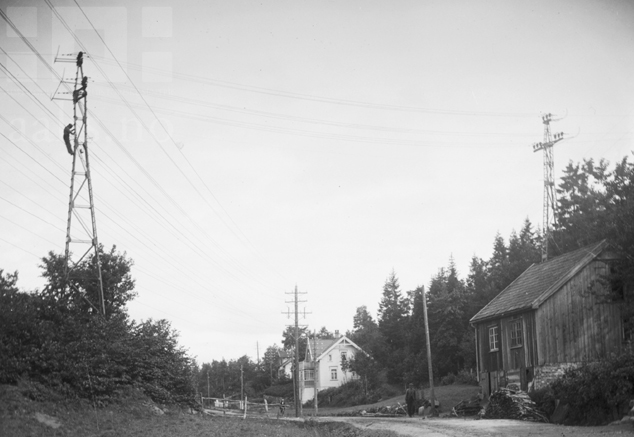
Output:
532,113,565,262
54,51,105,316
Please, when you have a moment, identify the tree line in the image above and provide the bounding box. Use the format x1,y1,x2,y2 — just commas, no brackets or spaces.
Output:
1,154,631,404
344,154,634,389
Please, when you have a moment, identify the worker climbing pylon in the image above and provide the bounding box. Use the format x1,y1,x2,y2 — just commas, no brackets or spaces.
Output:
63,123,75,155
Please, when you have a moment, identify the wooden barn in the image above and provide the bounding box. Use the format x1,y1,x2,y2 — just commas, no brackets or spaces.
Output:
470,240,628,395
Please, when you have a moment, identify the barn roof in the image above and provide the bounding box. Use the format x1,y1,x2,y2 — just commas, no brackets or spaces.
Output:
470,240,608,324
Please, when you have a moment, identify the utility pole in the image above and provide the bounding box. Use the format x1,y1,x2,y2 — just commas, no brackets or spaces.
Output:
313,330,319,416
532,113,566,262
207,371,210,398
54,51,105,316
422,286,435,410
240,363,244,409
282,285,309,417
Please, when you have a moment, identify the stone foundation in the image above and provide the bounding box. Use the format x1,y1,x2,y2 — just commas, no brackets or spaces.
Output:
532,363,579,390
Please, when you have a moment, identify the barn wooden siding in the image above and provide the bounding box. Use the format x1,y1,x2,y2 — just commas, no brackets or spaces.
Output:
535,259,622,365
475,311,537,373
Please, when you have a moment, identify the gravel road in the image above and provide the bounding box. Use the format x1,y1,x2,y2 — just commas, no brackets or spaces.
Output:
320,415,634,437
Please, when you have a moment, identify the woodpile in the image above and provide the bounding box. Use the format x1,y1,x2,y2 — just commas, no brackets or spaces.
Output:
482,387,549,423
334,403,407,417
452,395,482,417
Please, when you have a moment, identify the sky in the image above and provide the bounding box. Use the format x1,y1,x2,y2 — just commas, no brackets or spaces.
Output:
1,0,633,365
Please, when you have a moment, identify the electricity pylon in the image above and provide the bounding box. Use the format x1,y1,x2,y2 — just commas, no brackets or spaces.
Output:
532,113,565,262
54,51,105,315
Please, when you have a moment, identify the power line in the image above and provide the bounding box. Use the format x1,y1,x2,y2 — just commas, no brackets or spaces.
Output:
69,0,288,284
88,55,535,118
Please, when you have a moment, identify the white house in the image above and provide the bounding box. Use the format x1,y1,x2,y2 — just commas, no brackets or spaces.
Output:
277,349,293,379
298,335,366,403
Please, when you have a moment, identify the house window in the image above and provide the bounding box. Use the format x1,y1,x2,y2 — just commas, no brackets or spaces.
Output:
330,368,337,380
341,351,347,362
510,319,523,348
328,354,332,361
304,370,314,381
489,326,499,351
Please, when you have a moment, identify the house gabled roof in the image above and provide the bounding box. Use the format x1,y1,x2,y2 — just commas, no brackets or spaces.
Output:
306,338,337,362
470,240,609,324
316,336,365,362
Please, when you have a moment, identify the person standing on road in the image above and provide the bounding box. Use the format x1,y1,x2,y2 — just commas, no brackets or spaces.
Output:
278,397,286,417
405,383,417,417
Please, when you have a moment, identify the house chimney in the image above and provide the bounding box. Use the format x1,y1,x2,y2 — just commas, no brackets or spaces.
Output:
335,330,340,337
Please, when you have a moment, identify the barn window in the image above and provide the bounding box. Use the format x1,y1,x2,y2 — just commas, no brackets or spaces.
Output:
623,317,633,343
510,319,523,348
609,262,625,300
488,326,499,351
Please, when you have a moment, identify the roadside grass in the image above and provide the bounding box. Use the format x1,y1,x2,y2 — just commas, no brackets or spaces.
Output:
0,384,396,437
318,383,480,415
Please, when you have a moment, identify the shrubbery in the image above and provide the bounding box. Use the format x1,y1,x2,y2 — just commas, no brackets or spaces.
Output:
263,381,294,399
308,380,379,408
304,379,404,408
440,369,478,386
527,386,556,418
0,250,197,407
550,350,634,425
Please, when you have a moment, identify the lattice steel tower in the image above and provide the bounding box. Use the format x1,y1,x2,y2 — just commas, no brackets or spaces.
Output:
56,52,105,315
532,113,565,262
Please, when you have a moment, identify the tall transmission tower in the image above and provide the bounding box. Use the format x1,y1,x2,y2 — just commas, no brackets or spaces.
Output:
532,113,565,262
54,51,106,316
282,285,309,417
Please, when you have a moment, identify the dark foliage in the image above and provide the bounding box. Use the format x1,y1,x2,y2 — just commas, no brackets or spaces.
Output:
311,380,380,408
527,386,556,418
196,355,263,399
263,381,294,399
0,249,196,406
550,350,634,425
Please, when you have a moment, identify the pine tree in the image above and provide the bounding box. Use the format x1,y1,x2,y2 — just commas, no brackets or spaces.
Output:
426,259,471,375
377,270,409,350
377,270,410,382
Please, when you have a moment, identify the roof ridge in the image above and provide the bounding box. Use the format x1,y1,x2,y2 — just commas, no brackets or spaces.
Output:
470,239,608,324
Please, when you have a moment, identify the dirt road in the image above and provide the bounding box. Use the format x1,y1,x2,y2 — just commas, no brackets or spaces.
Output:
320,415,634,437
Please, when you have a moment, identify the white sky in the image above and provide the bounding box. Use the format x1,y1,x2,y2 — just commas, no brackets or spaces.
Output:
1,0,632,364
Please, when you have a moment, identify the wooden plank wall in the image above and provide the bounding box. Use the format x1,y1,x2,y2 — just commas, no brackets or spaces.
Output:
535,260,622,364
499,312,537,370
476,321,512,373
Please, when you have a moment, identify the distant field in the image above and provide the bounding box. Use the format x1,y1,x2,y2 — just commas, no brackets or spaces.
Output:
318,384,481,415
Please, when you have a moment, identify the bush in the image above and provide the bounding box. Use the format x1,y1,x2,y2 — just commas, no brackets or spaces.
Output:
550,351,634,425
454,369,478,385
263,381,294,399
439,369,477,386
0,258,197,407
528,386,556,418
312,380,381,407
440,373,456,386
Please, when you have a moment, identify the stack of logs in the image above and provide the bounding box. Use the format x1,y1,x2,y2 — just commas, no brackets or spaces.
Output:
452,396,482,417
482,387,549,422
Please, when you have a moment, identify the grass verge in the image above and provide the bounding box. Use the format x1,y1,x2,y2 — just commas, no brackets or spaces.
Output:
0,383,396,437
